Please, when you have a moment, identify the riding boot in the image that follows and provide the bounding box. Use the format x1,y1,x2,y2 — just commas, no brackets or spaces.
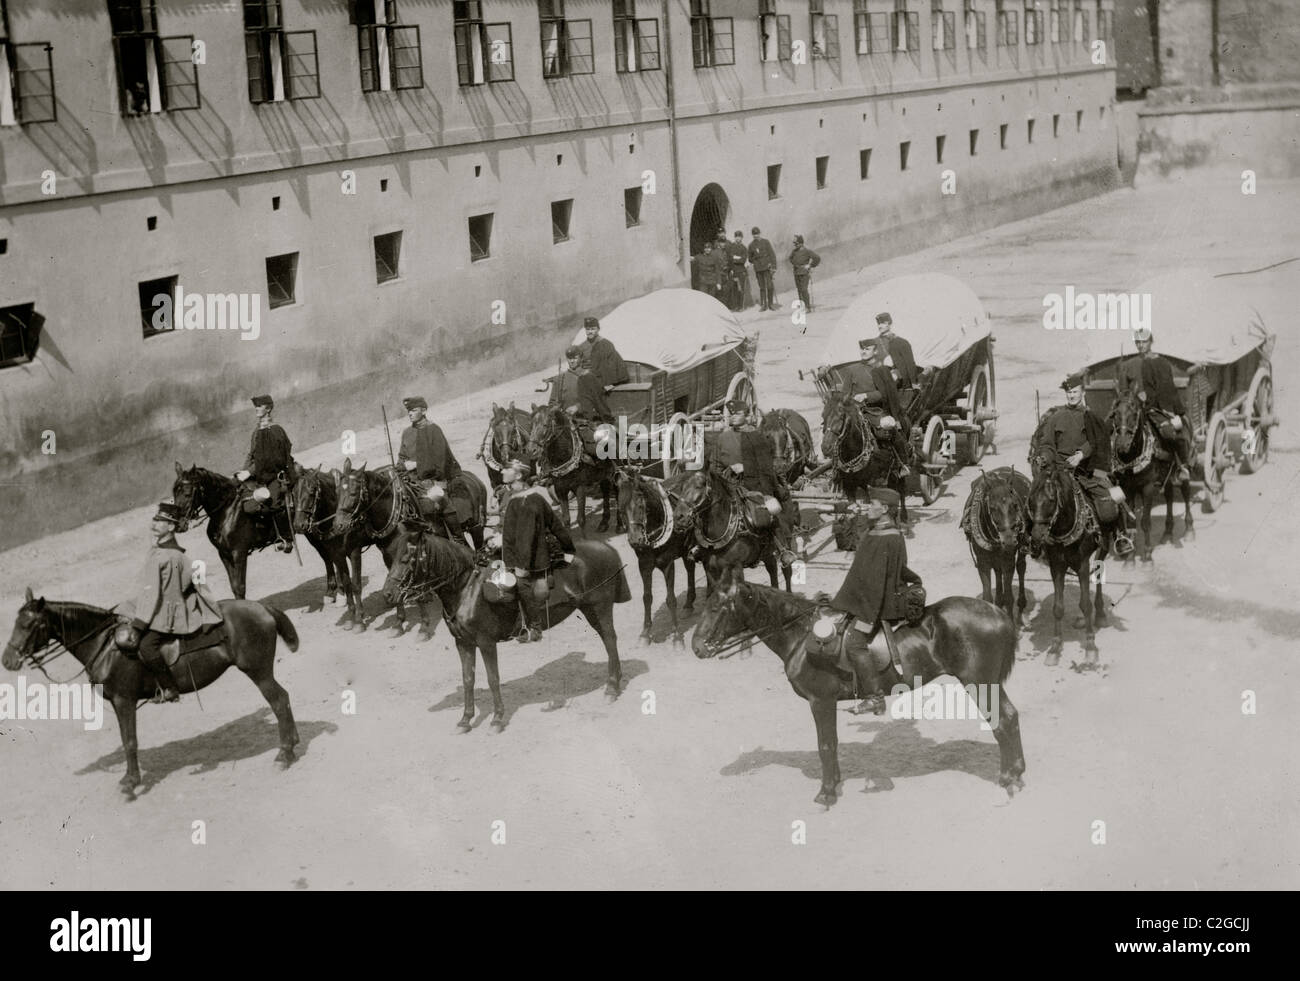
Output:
138,633,180,703
275,511,294,553
844,623,885,715
516,579,545,642
1176,427,1193,483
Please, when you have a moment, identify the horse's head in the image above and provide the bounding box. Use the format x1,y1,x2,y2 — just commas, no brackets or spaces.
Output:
761,413,794,475
333,458,369,535
982,471,1028,550
820,394,862,460
380,524,430,607
691,571,750,659
171,461,210,533
290,464,328,535
1028,457,1067,546
490,401,529,464
1107,384,1144,455
3,587,50,671
670,470,710,530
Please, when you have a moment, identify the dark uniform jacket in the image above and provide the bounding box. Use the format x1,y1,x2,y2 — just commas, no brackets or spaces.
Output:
838,363,906,425
128,540,224,635
708,429,779,497
696,250,724,291
725,241,749,277
789,245,821,276
1119,354,1185,415
244,424,294,483
550,370,613,422
882,333,919,389
748,236,777,273
832,525,921,623
1032,404,1112,472
398,419,462,481
580,337,630,390
502,486,575,575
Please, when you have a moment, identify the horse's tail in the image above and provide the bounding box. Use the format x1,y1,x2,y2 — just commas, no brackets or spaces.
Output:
266,604,299,653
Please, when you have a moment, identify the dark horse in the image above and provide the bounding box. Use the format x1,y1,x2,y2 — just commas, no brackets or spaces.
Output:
615,466,698,646
760,408,815,484
289,464,365,627
820,393,910,524
479,402,533,490
691,576,1025,806
1027,455,1106,666
962,467,1031,630
172,463,333,601
380,528,631,730
671,467,791,592
526,404,621,534
1107,386,1195,561
4,587,299,794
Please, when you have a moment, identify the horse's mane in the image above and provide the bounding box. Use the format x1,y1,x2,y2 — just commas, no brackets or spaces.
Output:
737,581,817,618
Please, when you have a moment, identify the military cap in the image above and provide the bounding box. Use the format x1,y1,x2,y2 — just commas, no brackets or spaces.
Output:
1061,373,1084,391
751,226,761,235
875,312,893,327
251,394,274,408
565,345,583,359
867,487,901,508
1133,326,1152,342
402,396,428,410
583,316,600,330
793,234,805,245
502,459,533,484
734,230,744,238
153,501,184,525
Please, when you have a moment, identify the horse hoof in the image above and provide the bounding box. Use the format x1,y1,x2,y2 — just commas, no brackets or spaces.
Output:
1140,553,1153,564
814,790,837,807
456,719,473,733
418,629,435,642
604,683,621,703
1044,649,1061,667
490,717,506,732
683,603,695,614
672,635,686,650
638,630,653,644
324,594,336,605
119,775,141,792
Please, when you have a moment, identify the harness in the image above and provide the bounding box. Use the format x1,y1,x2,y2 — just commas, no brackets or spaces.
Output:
479,415,528,476
684,472,745,550
964,475,1029,554
534,413,584,479
1111,415,1156,475
1035,469,1099,548
292,473,332,535
338,468,413,540
627,477,675,550
825,400,874,474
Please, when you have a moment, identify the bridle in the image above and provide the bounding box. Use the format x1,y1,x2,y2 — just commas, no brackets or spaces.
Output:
967,471,1028,554
1030,460,1094,548
384,535,469,608
174,469,231,531
5,605,116,683
480,413,529,475
529,409,582,479
1109,398,1156,475
292,471,331,534
696,588,819,660
823,398,873,473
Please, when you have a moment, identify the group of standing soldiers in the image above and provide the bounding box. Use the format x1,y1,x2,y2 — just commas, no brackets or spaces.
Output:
695,228,822,315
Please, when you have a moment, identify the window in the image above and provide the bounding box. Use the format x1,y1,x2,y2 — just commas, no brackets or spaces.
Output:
109,1,199,115
963,0,985,50
1,3,55,125
468,213,493,261
139,275,178,336
0,303,38,367
357,1,423,92
691,0,734,67
1074,1,1089,45
1052,112,1059,137
859,147,871,179
931,2,955,51
935,134,945,163
891,2,919,52
540,0,593,78
625,186,643,226
996,1,1018,45
374,231,402,283
968,127,978,154
767,163,781,199
455,3,514,84
1095,1,1110,44
551,199,573,243
760,1,792,63
1026,117,1034,143
244,1,319,102
1075,108,1083,131
1051,0,1070,41
809,1,839,59
815,155,828,189
1023,1,1041,45
999,122,1007,148
615,2,662,72
899,140,910,170
265,253,298,309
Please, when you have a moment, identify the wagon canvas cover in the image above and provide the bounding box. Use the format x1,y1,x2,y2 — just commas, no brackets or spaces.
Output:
573,289,749,372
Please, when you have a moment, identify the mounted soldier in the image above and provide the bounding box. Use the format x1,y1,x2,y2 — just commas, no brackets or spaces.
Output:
236,394,296,553
1030,373,1134,558
121,502,225,703
578,316,630,393
706,408,799,568
550,345,614,465
1118,326,1194,484
499,460,575,642
825,488,922,716
397,395,466,542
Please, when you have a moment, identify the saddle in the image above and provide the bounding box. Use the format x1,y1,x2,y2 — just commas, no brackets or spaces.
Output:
805,602,906,679
118,621,226,665
716,470,778,532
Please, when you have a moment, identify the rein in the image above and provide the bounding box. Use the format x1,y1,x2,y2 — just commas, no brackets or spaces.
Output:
293,474,333,535
703,595,818,660
683,472,743,550
1033,467,1096,548
826,401,873,473
627,477,675,550
10,606,119,684
965,475,1028,554
1111,413,1156,475
480,415,529,474
533,413,583,479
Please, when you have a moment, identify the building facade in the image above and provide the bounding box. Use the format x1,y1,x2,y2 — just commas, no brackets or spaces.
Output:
0,0,1116,547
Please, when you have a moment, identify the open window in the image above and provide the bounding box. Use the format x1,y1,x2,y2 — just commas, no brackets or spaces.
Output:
356,0,423,92
244,0,319,103
109,0,199,114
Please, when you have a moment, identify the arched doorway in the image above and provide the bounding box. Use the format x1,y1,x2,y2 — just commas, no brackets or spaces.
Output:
689,183,729,256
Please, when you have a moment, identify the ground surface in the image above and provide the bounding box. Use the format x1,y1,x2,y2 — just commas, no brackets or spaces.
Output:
2,174,1297,890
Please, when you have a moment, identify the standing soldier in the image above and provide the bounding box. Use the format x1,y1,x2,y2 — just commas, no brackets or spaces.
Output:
789,235,821,313
499,460,575,642
726,230,751,312
578,316,630,393
875,312,919,391
1118,326,1194,483
236,394,296,553
124,502,225,703
696,240,724,302
397,396,467,542
748,226,778,311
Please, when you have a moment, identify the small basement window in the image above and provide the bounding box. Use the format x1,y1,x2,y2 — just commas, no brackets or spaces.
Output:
374,230,402,283
266,252,299,308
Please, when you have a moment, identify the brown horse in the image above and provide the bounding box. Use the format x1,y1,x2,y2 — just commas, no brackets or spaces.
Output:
1106,386,1195,561
691,576,1025,806
615,466,698,646
289,464,365,627
670,467,791,592
3,587,299,794
820,393,910,524
760,408,815,484
962,467,1031,630
526,404,621,533
480,402,533,490
380,528,631,730
332,459,420,632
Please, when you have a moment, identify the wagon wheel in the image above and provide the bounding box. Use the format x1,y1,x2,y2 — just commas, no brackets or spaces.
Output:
958,362,995,466
1201,410,1229,513
663,411,693,478
725,373,757,418
918,416,947,506
1239,367,1272,475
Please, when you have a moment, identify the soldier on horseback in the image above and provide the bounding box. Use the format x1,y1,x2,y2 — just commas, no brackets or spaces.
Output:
121,502,224,703
1030,373,1135,558
826,488,922,716
499,460,575,642
707,408,800,568
1118,326,1194,484
236,394,296,553
836,338,909,434
550,345,614,465
397,396,466,542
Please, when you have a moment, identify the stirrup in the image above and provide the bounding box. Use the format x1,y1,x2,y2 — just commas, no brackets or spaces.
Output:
151,684,180,704
1112,531,1135,558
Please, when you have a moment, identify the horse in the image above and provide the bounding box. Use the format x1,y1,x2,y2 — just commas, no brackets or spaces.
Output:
961,467,1031,630
525,404,621,534
380,527,631,730
670,467,791,592
1106,386,1195,560
479,402,533,490
3,587,299,794
615,466,699,646
1027,455,1106,666
288,464,365,627
171,463,335,601
760,408,815,484
820,393,910,525
691,575,1025,807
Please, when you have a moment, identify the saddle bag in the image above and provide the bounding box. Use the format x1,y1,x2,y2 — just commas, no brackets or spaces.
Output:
805,610,848,673
897,583,926,627
482,563,517,605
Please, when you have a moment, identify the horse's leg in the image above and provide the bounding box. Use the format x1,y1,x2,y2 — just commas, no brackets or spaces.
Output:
596,477,611,533
1160,474,1176,546
986,685,1026,793
417,599,436,641
1139,483,1155,561
683,557,698,614
662,560,685,649
345,546,364,630
231,549,250,601
455,640,477,732
580,602,623,700
1181,475,1195,541
1015,549,1028,626
1045,559,1066,666
481,640,506,731
310,539,337,606
976,555,994,606
1077,551,1098,654
110,694,142,792
243,645,299,767
638,553,655,643
810,696,840,806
